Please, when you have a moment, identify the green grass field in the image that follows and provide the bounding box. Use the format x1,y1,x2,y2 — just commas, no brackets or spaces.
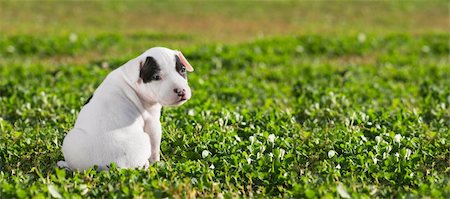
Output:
1,1,449,198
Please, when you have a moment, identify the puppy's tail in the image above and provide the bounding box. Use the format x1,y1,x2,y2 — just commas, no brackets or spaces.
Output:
57,161,71,171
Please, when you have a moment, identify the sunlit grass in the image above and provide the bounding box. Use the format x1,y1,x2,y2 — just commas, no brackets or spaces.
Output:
1,33,449,198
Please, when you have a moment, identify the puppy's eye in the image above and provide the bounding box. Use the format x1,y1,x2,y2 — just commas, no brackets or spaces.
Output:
152,74,161,81
180,66,186,73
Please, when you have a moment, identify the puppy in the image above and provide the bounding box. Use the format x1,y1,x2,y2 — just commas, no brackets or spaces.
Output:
58,47,194,170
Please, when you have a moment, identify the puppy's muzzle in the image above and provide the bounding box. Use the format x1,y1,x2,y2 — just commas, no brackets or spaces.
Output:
174,88,187,100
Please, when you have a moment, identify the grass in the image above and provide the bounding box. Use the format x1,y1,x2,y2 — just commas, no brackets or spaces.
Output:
1,1,450,198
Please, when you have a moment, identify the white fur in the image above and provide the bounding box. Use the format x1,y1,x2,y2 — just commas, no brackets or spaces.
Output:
59,47,192,170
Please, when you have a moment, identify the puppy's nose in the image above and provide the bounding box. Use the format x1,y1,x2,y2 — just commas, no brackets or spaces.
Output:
173,88,186,97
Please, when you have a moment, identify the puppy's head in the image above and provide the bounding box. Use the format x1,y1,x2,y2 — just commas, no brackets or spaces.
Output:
134,47,194,106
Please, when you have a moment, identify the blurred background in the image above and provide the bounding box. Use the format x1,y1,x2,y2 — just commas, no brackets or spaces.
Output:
1,1,447,65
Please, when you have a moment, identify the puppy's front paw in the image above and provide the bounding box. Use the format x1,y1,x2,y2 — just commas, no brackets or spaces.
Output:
57,161,71,171
142,161,150,169
149,153,160,163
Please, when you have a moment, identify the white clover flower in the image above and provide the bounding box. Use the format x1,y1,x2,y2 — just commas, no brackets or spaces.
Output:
418,117,423,124
246,158,253,164
375,136,381,144
234,112,242,121
358,33,366,43
360,112,369,122
279,148,286,159
48,184,62,198
374,145,379,153
6,45,15,53
337,184,351,199
260,145,266,153
250,124,255,129
249,136,255,144
268,153,273,161
69,33,78,43
405,149,411,160
422,45,430,53
268,134,275,143
386,145,392,153
80,184,88,195
395,152,400,161
188,109,195,116
209,164,215,169
336,164,341,169
328,150,337,158
369,185,378,195
344,118,350,127
412,108,418,116
218,118,224,127
101,61,109,69
373,157,378,164
234,135,241,142
375,124,381,129
361,135,367,142
202,150,210,158
256,152,262,160
394,134,402,144
296,45,304,53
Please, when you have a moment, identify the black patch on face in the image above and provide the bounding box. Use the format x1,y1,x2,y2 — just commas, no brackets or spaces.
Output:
175,55,187,79
84,94,93,105
139,56,161,83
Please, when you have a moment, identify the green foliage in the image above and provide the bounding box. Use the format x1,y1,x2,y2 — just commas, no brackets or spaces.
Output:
0,32,194,58
0,34,449,198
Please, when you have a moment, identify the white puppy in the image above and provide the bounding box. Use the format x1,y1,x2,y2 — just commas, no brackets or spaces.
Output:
58,47,194,170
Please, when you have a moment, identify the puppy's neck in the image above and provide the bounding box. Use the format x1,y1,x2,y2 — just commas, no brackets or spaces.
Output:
142,102,162,118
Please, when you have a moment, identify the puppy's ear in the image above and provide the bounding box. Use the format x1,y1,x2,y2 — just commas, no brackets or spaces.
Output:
139,56,161,83
177,51,194,72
